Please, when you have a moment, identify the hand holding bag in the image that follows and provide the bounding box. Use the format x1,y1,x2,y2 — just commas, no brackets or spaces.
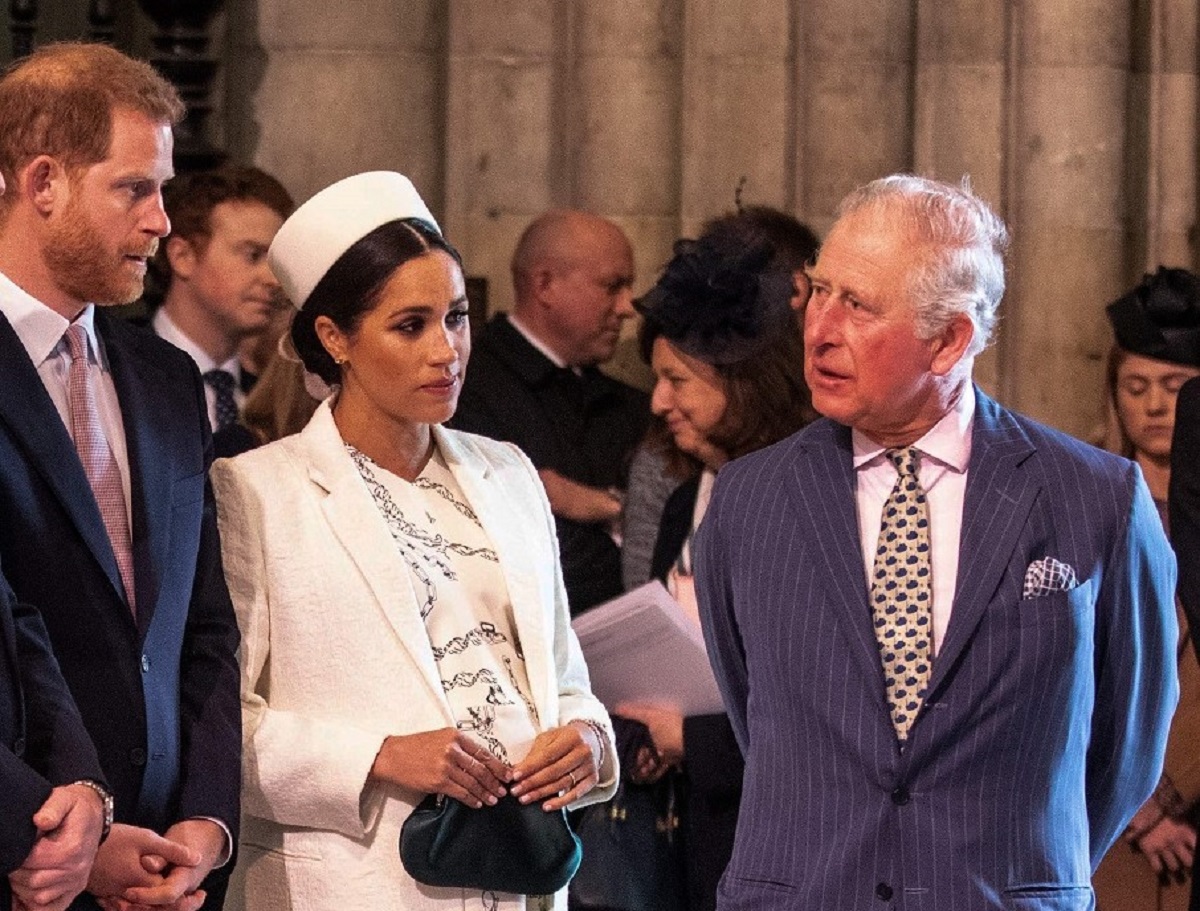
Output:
400,791,582,895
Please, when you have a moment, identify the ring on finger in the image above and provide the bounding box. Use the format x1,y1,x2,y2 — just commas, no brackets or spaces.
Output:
568,770,577,789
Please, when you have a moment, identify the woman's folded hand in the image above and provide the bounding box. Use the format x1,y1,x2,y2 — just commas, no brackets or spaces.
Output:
370,729,511,808
510,724,599,811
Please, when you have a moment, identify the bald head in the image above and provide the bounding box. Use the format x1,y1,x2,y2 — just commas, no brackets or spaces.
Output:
510,209,636,367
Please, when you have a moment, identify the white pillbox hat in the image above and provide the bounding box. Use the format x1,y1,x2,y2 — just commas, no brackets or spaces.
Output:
268,171,440,309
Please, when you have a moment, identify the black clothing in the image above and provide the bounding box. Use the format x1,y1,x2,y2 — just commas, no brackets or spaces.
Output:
450,314,648,613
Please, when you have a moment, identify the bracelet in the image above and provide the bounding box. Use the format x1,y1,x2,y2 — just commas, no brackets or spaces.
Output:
72,779,113,844
576,718,609,774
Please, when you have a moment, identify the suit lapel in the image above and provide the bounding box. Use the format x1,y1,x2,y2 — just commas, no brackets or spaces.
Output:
784,424,890,712
926,390,1039,696
100,316,168,628
0,314,130,612
299,406,454,723
435,427,555,723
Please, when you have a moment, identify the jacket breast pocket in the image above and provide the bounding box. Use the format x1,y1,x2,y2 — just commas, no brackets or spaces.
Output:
1013,581,1093,629
1003,883,1093,911
717,873,797,910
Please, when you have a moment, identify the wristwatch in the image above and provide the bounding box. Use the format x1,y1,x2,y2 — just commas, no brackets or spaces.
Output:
72,779,113,843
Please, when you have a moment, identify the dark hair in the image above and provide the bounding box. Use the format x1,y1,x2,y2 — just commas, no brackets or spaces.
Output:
291,218,463,384
703,205,820,274
637,210,815,464
145,166,295,303
640,314,813,463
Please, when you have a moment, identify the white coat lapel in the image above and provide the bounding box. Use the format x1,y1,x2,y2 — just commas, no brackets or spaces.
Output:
435,426,557,728
299,403,454,724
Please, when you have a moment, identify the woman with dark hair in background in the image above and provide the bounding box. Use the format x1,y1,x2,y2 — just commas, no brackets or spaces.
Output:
620,207,818,590
211,172,616,911
1093,267,1200,911
591,214,815,911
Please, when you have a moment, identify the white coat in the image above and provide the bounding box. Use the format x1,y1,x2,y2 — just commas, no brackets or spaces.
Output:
212,401,616,911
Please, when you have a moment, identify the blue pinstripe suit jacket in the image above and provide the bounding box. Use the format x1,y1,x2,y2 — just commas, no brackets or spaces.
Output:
695,389,1179,911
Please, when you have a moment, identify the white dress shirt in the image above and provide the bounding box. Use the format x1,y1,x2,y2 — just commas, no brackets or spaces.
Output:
508,312,577,372
854,384,975,656
152,308,245,432
0,270,132,528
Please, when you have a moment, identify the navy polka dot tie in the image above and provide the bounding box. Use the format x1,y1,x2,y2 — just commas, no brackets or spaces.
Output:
203,369,239,432
871,446,933,744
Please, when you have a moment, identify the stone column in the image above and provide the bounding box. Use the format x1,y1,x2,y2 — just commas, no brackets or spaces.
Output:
444,0,682,319
797,0,916,235
224,0,447,212
679,0,792,235
442,0,558,318
1002,0,1132,437
912,1,1010,391
570,0,682,382
1130,0,1198,273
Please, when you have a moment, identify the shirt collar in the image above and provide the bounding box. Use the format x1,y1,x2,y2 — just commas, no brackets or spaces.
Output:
152,307,241,376
0,268,104,369
852,382,976,472
506,312,571,370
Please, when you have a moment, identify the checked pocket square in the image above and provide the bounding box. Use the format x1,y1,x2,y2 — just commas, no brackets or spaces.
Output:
1022,557,1079,600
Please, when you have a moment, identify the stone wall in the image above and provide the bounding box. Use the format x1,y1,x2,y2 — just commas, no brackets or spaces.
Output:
222,0,1200,438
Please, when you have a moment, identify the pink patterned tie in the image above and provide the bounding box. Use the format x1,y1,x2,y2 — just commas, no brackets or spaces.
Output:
65,323,135,611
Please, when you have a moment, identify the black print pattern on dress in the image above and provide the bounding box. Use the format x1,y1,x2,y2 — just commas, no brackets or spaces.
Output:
503,655,540,726
349,445,497,618
352,442,542,906
458,704,508,762
432,621,509,660
415,477,485,525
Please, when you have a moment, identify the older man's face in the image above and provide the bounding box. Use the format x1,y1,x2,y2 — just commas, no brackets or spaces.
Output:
544,221,636,367
803,207,950,447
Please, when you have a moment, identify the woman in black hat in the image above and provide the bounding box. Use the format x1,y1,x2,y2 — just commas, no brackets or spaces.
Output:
578,212,815,911
1094,267,1200,911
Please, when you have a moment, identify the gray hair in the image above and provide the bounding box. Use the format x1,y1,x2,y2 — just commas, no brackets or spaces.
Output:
837,175,1009,357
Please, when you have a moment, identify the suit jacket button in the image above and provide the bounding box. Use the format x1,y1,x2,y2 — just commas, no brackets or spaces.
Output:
129,747,146,767
141,654,151,673
876,882,894,901
891,786,910,805
12,737,24,758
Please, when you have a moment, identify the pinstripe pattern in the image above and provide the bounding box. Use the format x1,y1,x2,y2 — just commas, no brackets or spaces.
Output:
695,389,1179,911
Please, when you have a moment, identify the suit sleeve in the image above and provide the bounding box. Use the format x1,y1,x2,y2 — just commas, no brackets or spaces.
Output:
0,568,103,875
1086,464,1179,866
1170,376,1200,664
694,471,751,753
174,380,242,838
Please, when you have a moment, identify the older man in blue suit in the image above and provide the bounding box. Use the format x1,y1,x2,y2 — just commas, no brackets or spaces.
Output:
696,175,1179,910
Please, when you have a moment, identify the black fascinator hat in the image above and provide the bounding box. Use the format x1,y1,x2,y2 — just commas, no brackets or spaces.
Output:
1106,266,1200,367
636,220,796,366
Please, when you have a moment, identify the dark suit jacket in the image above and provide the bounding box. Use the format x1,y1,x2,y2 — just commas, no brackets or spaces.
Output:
1173,377,1200,665
650,476,743,911
697,389,1178,911
0,310,241,907
0,560,104,905
1169,376,1200,911
449,314,648,613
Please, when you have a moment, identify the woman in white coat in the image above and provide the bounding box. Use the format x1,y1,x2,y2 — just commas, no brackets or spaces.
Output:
211,172,617,911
